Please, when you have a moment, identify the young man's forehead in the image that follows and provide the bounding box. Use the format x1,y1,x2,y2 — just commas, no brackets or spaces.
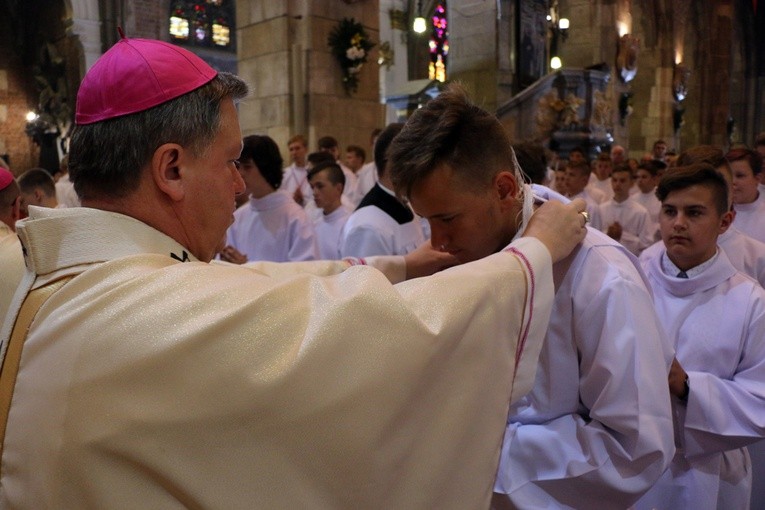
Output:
665,185,715,202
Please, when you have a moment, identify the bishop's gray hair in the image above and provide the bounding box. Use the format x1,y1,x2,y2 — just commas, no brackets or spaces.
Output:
69,72,248,202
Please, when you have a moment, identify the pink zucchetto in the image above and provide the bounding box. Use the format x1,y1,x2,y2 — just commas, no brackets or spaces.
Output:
75,34,217,125
0,168,13,191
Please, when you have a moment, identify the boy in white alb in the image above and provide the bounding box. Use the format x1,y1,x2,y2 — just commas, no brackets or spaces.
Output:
221,135,318,263
318,136,361,208
389,86,675,510
308,161,352,260
340,123,425,258
586,152,614,202
599,165,653,255
355,128,381,199
635,164,765,510
281,134,311,206
345,144,377,200
631,162,662,241
726,148,765,242
565,160,603,229
642,145,765,287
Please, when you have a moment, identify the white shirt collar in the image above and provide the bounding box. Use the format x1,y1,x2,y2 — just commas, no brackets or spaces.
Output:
661,248,719,279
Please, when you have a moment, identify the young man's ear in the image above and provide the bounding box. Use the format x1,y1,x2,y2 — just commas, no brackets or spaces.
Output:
495,171,519,201
719,210,734,235
151,143,185,202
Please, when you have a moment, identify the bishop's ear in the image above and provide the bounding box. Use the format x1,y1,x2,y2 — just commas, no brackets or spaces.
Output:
11,195,22,221
151,143,185,202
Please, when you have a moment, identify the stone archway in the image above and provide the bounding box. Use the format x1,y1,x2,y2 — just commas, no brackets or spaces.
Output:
66,0,103,74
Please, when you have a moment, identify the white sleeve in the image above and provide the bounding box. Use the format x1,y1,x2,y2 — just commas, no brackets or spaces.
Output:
635,210,655,254
287,213,319,262
683,289,765,457
340,225,392,258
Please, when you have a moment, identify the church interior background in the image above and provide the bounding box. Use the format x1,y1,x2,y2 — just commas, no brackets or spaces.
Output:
0,0,763,174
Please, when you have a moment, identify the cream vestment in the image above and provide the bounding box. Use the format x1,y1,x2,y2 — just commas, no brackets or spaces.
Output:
0,205,555,509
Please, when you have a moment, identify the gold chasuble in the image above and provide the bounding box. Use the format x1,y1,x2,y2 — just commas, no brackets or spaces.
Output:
0,206,554,509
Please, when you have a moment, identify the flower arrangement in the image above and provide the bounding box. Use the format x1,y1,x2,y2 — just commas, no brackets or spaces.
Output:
327,18,375,95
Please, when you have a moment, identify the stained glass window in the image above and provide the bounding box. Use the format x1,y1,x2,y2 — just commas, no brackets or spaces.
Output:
429,2,448,82
169,16,190,39
169,0,235,51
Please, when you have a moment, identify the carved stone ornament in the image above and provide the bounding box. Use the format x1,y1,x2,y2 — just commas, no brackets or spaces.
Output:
673,63,691,102
536,90,563,139
592,89,614,130
616,34,640,83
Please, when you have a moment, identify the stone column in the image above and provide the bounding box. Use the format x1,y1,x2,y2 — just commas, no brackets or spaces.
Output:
237,1,295,146
237,0,383,153
620,0,671,156
379,0,411,125
696,1,733,147
68,0,103,74
448,1,499,110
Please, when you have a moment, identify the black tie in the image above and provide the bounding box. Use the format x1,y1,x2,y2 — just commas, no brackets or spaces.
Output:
677,271,688,279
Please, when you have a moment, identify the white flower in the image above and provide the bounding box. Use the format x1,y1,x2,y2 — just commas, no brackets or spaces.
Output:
348,64,362,74
346,46,365,61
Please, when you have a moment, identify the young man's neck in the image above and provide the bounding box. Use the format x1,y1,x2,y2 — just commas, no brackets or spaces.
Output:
506,196,527,245
250,187,276,199
322,201,342,215
378,173,394,190
668,250,716,273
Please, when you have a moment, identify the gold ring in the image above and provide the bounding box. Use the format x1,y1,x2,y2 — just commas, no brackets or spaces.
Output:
580,211,590,224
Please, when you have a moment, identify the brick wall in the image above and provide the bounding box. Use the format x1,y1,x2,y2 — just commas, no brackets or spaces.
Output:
0,13,41,175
